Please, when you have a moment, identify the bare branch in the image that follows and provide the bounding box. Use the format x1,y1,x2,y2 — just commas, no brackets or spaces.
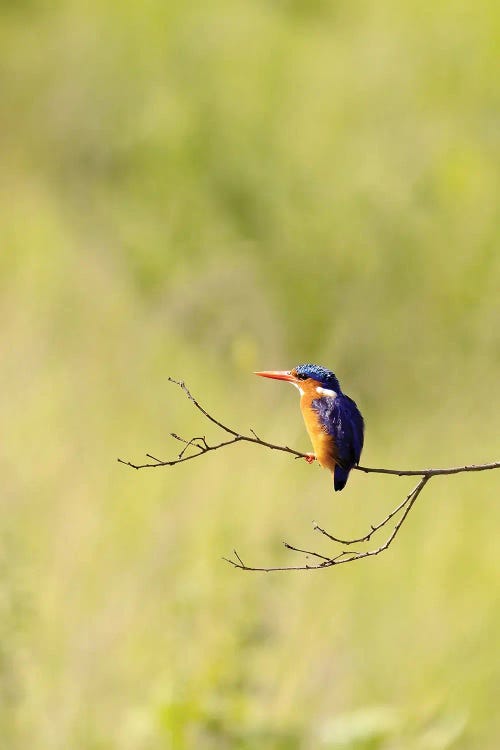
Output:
167,378,240,438
283,542,334,561
312,480,423,546
118,378,499,572
224,477,430,572
355,461,500,477
118,378,500,477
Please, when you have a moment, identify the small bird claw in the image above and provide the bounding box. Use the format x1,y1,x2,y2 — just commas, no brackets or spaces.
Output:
304,453,316,464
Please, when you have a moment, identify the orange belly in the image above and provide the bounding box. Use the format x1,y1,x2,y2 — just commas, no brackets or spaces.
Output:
300,393,338,472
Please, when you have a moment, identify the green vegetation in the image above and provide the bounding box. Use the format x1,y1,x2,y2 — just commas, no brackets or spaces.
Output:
1,0,499,747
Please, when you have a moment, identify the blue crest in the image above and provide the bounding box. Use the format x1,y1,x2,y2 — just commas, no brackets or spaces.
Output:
295,363,341,392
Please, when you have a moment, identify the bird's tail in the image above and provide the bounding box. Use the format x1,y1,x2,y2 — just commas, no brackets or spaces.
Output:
334,464,350,492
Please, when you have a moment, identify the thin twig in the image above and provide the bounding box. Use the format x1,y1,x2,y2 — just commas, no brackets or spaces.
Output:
356,462,500,476
225,477,430,572
283,542,333,561
313,481,422,546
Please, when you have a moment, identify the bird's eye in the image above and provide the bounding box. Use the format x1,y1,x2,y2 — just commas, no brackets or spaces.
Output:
296,373,308,381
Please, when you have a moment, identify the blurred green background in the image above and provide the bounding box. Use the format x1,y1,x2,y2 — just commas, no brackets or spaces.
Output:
1,0,499,747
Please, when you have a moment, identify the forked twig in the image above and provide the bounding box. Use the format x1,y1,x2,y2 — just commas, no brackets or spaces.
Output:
118,378,500,572
223,476,429,572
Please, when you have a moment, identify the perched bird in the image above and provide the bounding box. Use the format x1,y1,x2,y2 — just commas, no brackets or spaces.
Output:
255,364,364,491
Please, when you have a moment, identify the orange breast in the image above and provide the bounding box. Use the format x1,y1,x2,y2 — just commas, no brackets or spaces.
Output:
299,387,338,473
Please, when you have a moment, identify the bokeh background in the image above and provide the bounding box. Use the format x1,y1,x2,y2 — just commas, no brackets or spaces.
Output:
1,0,500,748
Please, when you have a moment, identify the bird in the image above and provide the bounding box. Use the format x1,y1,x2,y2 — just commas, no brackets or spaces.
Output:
254,363,364,491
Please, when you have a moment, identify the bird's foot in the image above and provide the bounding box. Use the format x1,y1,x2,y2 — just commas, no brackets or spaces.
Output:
304,453,316,464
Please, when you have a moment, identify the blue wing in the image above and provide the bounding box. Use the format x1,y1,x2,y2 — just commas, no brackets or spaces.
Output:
312,394,364,489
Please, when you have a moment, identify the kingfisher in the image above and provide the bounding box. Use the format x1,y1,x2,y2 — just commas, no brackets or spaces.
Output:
255,364,364,491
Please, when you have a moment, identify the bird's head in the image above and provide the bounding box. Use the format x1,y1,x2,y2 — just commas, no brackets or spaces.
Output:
255,363,341,396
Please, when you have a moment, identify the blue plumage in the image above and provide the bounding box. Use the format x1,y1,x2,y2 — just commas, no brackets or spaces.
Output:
311,392,364,490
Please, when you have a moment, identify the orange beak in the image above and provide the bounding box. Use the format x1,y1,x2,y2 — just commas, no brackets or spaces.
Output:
254,370,296,382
